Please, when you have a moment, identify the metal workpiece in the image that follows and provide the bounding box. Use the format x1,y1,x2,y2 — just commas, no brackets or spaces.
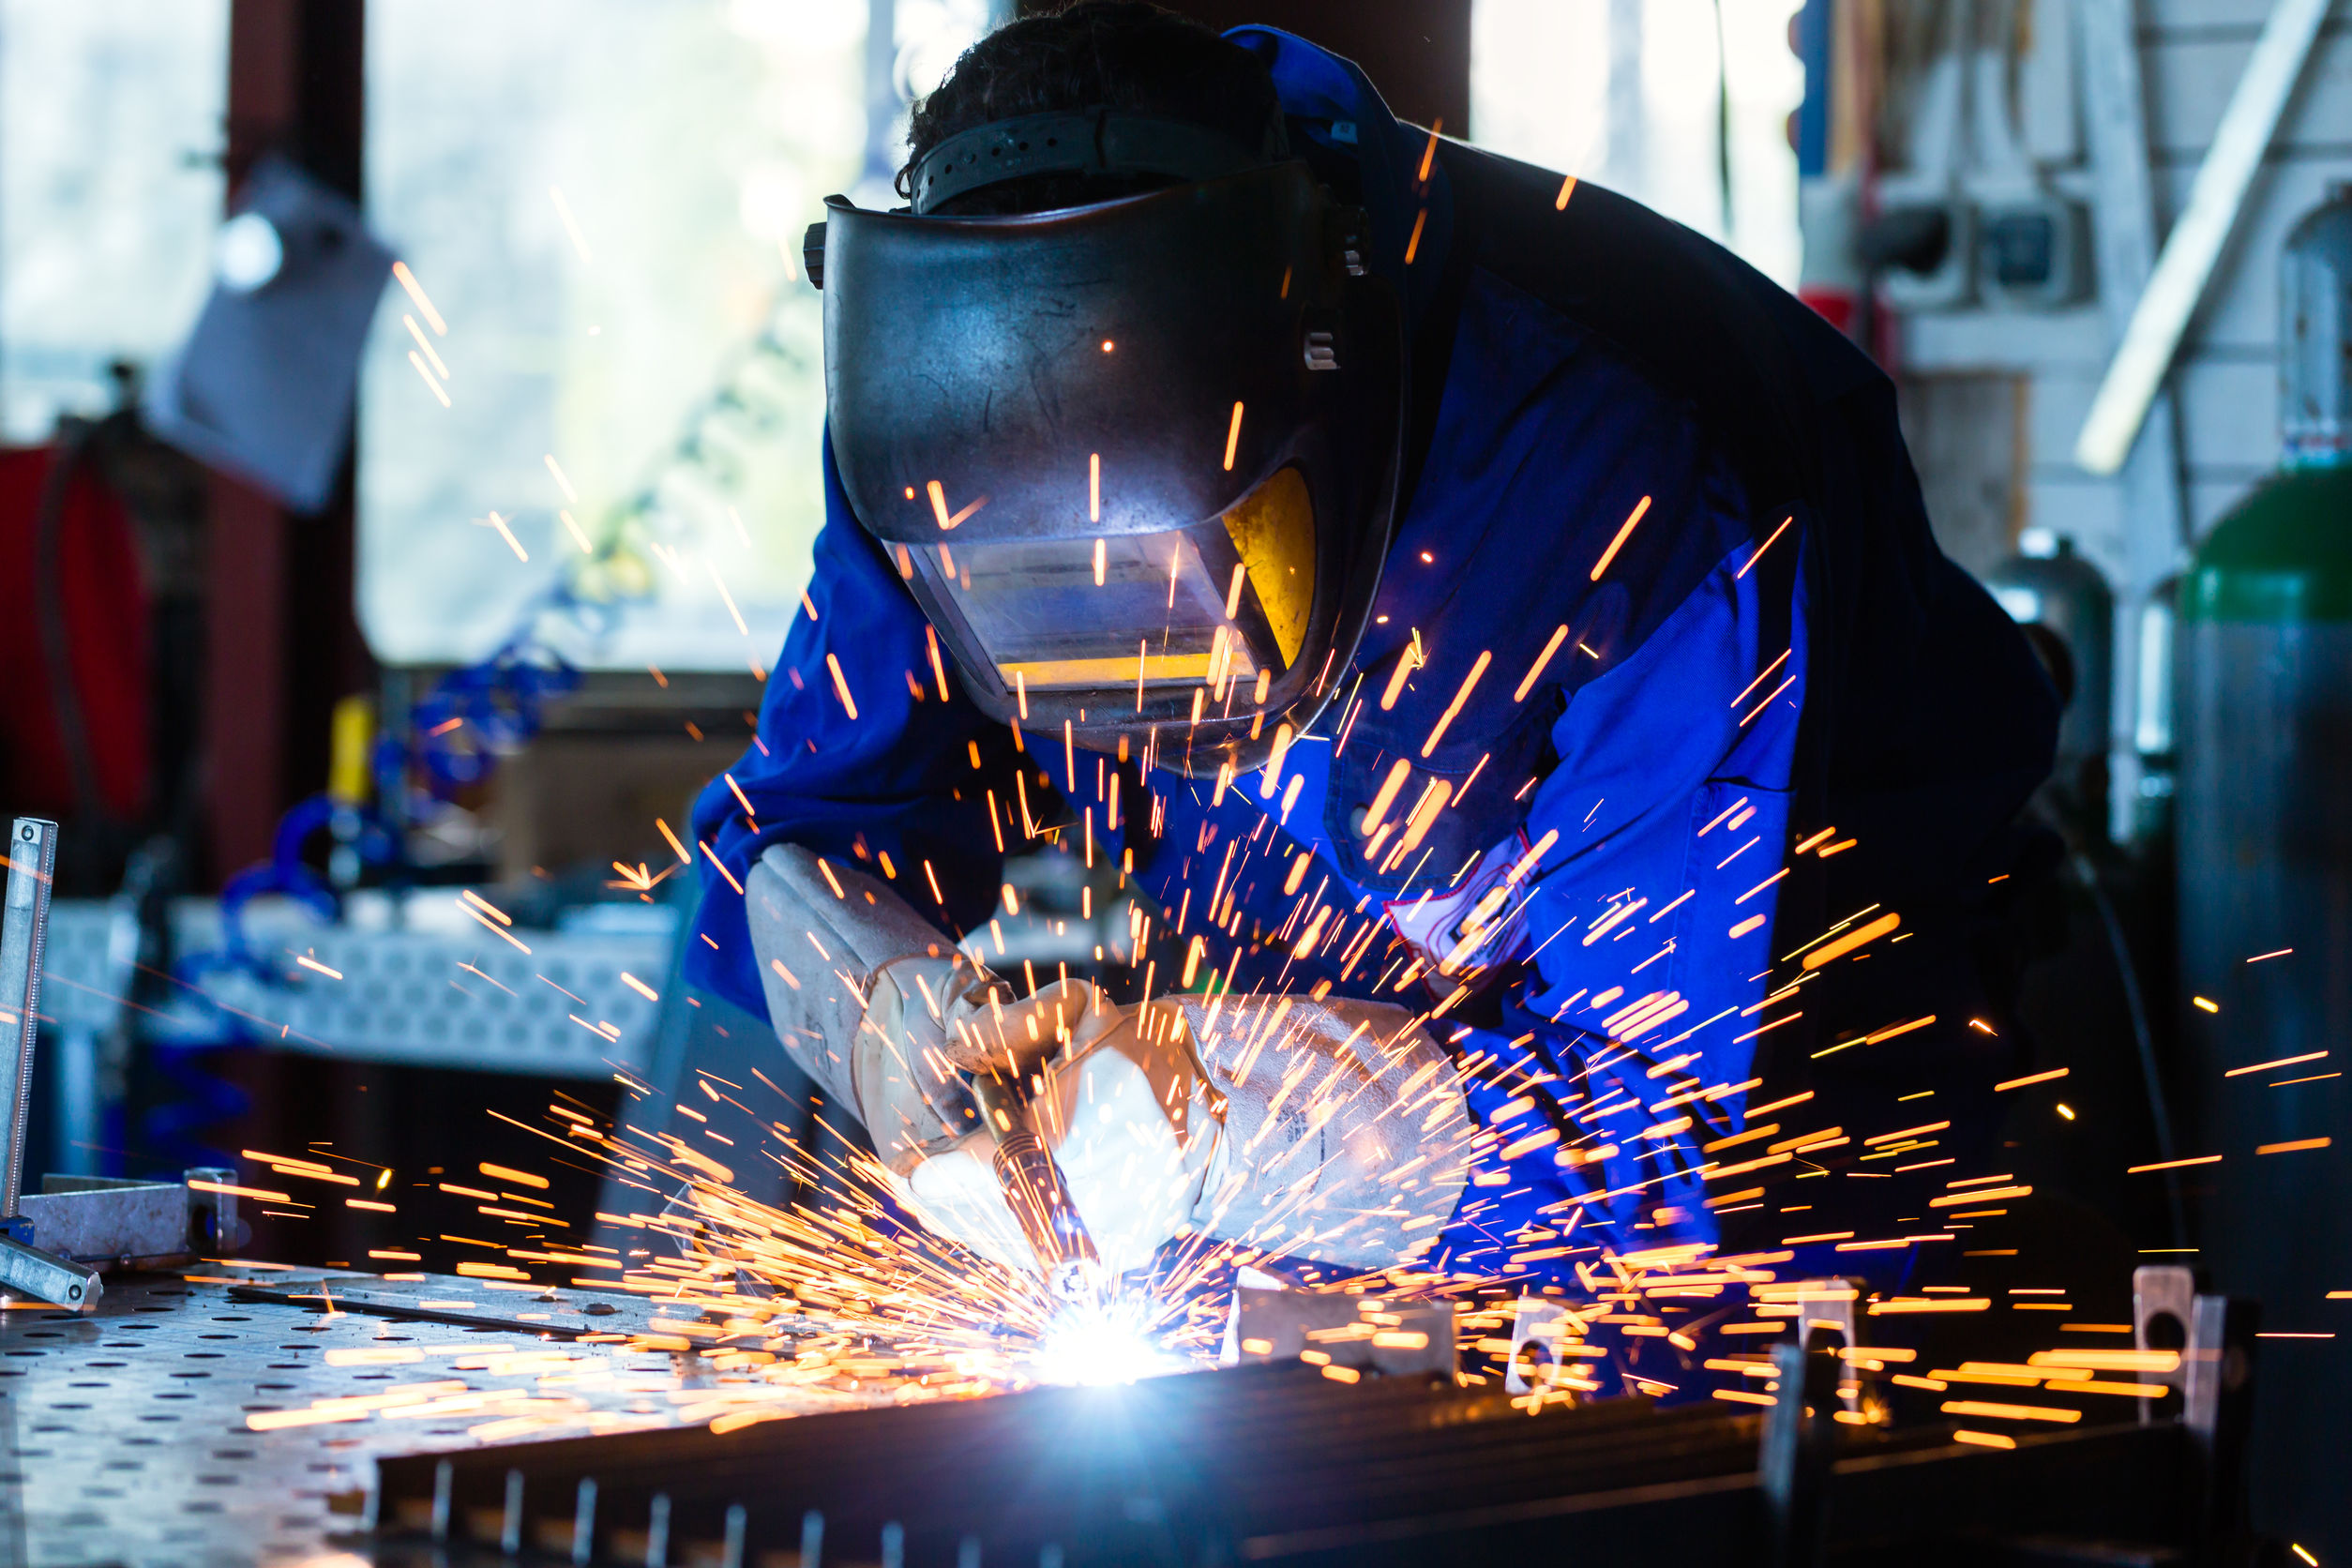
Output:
16,1168,246,1269
369,1334,2229,1567
0,1264,2261,1567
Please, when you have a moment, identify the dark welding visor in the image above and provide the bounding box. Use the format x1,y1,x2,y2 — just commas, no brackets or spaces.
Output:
813,155,1405,776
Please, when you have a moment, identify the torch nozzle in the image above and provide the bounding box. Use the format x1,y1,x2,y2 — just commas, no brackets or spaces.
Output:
972,1076,1102,1296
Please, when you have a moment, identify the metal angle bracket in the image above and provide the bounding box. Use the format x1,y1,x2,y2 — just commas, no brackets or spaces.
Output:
2133,1264,2257,1541
15,1167,245,1269
1760,1339,1841,1568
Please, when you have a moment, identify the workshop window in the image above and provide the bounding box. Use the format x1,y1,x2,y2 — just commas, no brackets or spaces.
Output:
1470,0,1805,287
0,0,231,441
357,0,989,671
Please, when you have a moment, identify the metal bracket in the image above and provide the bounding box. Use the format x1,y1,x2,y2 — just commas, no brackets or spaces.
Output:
1760,1340,1842,1568
1502,1295,1569,1395
1779,1277,1868,1414
16,1168,244,1269
0,1233,100,1310
2132,1264,2257,1543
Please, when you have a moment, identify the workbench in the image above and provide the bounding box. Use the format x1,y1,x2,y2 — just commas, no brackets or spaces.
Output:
0,1266,2257,1568
0,1269,866,1567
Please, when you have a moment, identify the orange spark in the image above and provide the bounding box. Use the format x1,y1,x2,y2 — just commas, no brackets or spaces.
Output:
1590,496,1652,581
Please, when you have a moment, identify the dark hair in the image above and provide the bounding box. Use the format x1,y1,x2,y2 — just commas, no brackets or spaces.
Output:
899,2,1282,214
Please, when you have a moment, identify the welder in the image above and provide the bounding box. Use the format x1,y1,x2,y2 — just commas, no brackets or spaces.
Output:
686,4,2058,1299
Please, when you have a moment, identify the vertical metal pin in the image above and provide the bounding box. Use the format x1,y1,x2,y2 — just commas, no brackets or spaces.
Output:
800,1508,825,1568
500,1469,524,1555
881,1520,905,1568
646,1492,671,1568
721,1501,747,1568
958,1533,983,1568
430,1458,453,1542
0,818,57,1224
571,1476,597,1566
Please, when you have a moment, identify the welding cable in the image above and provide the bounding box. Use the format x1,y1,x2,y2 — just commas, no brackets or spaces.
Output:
2068,848,2186,1248
407,638,581,796
27,419,113,830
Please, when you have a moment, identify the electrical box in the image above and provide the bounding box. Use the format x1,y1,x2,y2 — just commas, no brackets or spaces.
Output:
1976,193,2090,309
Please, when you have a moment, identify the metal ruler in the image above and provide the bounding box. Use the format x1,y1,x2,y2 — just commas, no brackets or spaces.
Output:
0,817,101,1309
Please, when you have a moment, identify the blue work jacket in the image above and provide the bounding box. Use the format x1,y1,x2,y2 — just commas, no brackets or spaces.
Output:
686,30,2058,1277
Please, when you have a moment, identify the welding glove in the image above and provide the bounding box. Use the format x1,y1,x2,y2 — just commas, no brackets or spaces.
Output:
1173,993,1473,1271
895,988,1475,1279
747,842,1018,1174
893,981,1227,1279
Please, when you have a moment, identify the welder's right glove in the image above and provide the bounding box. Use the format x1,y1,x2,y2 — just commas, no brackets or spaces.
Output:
1170,992,1475,1271
747,842,1023,1173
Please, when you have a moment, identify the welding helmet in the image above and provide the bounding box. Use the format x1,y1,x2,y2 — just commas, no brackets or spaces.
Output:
810,107,1407,776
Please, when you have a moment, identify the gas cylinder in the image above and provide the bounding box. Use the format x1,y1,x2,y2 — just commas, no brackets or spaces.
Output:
1983,527,2114,837
2176,183,2352,1556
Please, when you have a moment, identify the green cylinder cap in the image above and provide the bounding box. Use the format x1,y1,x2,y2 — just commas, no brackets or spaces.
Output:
2183,463,2352,623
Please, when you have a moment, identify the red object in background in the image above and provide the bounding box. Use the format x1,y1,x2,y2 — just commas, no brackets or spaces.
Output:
1799,286,1858,336
0,445,151,822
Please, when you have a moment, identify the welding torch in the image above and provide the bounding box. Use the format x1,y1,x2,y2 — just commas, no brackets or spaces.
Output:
968,1065,1101,1301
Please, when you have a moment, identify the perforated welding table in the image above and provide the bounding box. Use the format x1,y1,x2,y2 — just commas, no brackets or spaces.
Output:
0,1270,867,1568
